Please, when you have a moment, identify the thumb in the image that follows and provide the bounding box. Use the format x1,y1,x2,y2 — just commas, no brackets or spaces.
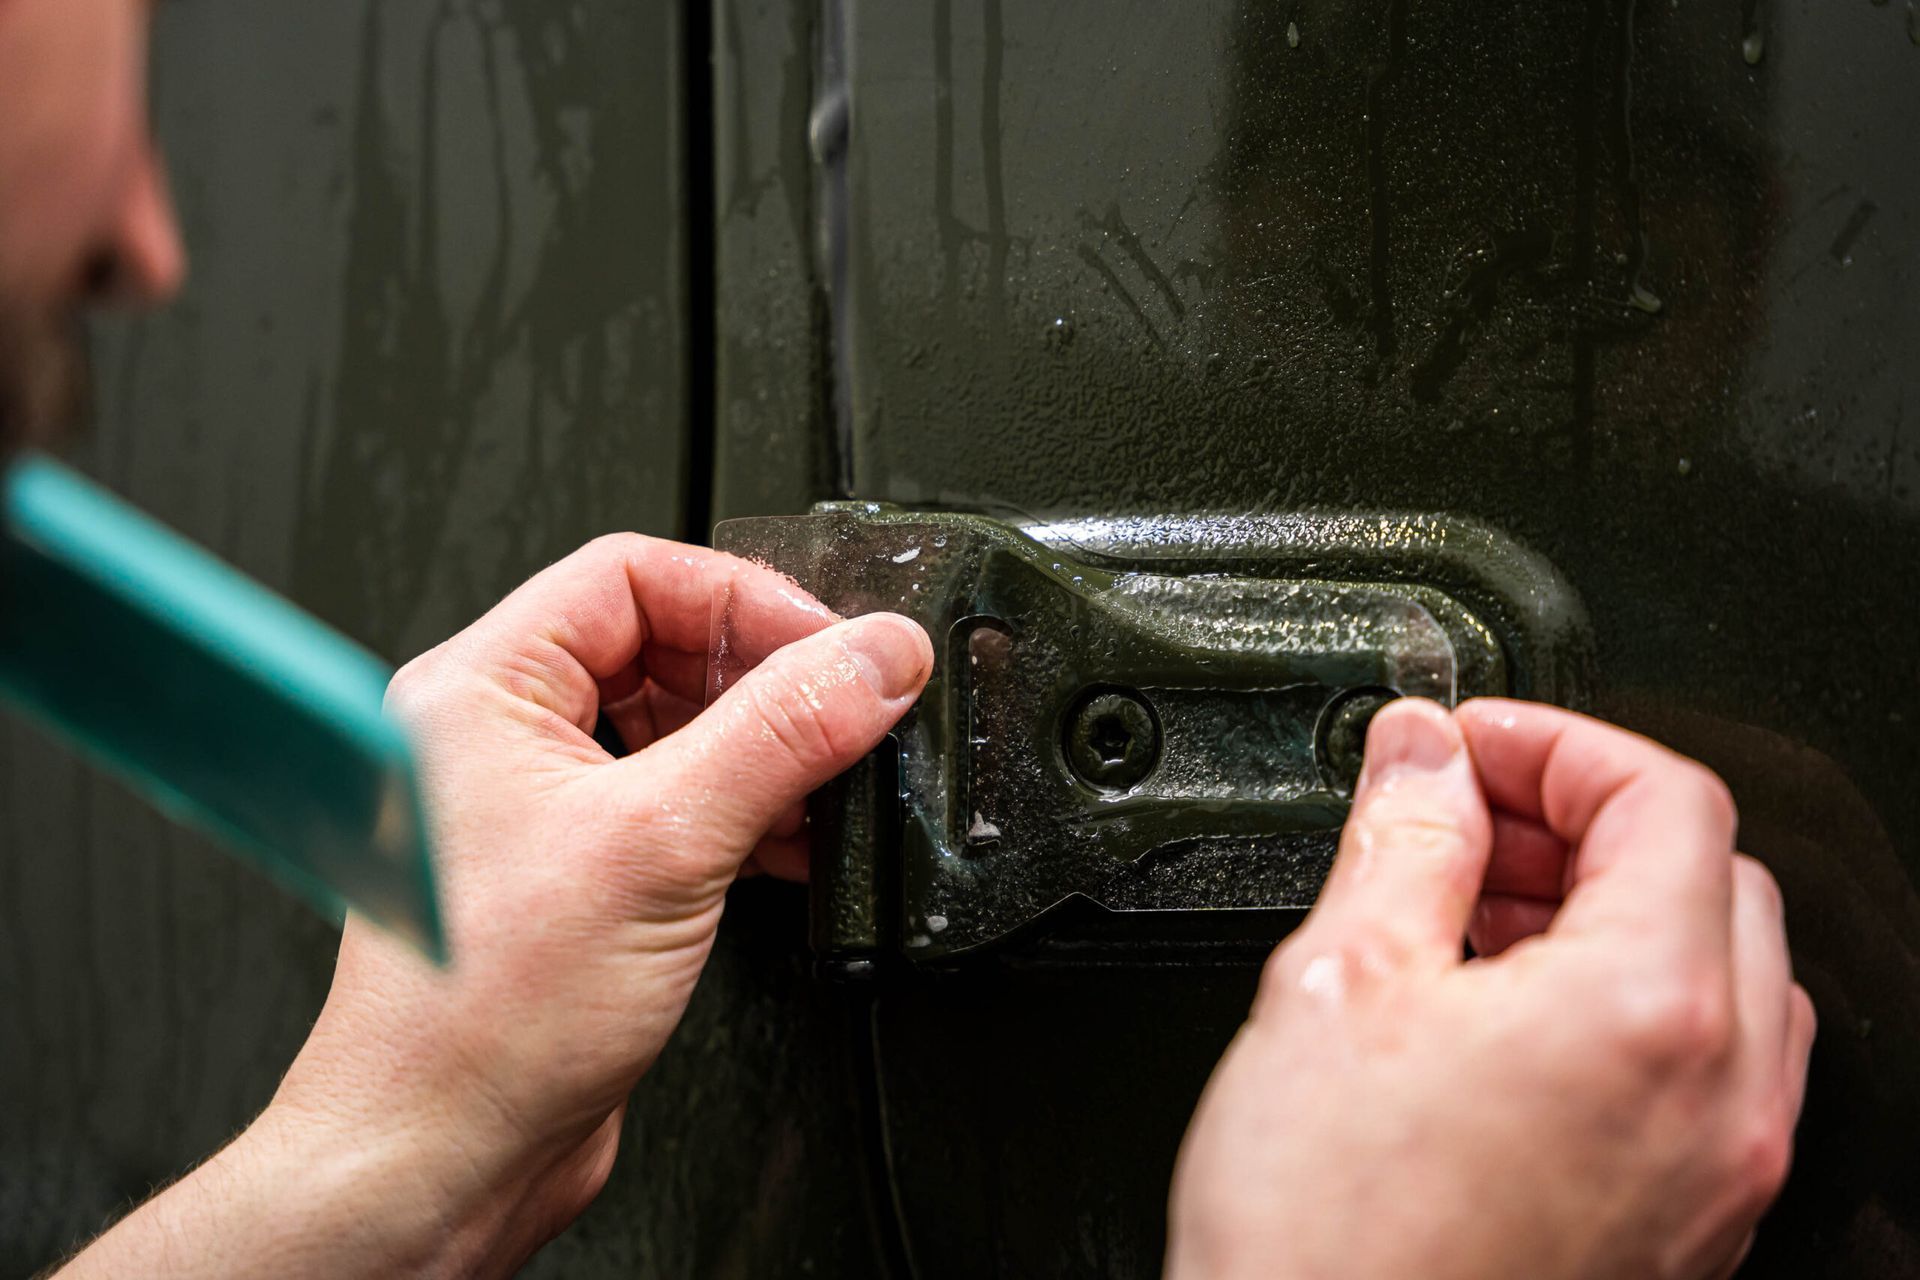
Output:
624,612,932,857
1307,698,1493,967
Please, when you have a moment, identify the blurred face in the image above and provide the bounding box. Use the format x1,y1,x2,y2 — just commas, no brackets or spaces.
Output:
0,0,184,453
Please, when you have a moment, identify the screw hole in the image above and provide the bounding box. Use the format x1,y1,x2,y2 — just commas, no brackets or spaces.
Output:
1064,689,1160,792
1316,686,1401,794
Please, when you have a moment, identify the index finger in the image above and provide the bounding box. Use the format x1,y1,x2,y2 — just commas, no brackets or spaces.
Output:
457,533,835,729
1454,698,1737,962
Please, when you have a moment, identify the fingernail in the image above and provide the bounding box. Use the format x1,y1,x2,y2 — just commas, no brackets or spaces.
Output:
1361,699,1460,782
843,614,931,701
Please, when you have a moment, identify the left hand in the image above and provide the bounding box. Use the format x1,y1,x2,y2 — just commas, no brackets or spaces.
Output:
62,534,930,1278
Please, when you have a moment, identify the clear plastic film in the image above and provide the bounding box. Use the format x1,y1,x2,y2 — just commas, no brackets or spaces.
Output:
702,551,843,708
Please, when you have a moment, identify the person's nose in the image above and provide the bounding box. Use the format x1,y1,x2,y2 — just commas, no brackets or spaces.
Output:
90,138,186,307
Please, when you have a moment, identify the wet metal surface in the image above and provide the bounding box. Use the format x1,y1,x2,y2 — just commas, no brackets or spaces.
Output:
3,1,1915,1277
719,504,1579,964
712,0,838,522
0,3,815,1275
825,0,1920,1274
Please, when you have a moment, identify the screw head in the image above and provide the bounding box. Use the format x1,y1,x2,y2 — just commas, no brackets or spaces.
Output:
1317,686,1401,794
1065,689,1161,792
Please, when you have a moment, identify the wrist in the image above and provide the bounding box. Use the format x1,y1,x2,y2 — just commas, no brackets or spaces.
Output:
55,1089,569,1280
232,1092,561,1278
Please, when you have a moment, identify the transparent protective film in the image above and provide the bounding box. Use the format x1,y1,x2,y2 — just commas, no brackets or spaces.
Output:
702,554,841,707
705,573,755,706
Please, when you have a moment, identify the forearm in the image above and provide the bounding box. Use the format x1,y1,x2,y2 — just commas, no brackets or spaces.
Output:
54,1102,553,1280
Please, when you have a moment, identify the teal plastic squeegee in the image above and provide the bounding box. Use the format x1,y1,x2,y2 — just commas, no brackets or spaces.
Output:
0,453,443,961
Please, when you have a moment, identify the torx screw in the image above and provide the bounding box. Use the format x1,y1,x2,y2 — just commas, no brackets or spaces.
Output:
1065,689,1160,792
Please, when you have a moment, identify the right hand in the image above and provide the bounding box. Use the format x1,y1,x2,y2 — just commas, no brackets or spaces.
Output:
1167,698,1815,1280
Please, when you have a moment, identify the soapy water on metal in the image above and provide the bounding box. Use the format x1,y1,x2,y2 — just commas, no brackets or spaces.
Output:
707,503,1590,967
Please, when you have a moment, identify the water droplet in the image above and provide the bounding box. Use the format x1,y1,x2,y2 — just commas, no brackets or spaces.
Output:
1629,285,1664,314
1044,315,1077,350
967,812,1002,843
932,534,948,547
1741,29,1764,64
891,546,921,563
1287,20,1301,47
1677,456,1693,475
927,914,949,933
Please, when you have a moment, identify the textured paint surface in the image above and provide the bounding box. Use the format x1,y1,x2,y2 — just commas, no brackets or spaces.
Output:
712,0,838,521
827,0,1920,1275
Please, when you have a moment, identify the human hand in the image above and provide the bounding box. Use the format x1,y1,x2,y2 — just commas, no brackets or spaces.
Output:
251,535,929,1274
1167,698,1815,1280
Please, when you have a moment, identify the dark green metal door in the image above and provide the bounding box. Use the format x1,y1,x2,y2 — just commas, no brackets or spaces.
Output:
718,0,1920,1275
5,1,1917,1277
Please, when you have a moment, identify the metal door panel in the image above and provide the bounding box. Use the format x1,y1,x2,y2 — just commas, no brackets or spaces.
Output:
0,2,702,1272
829,1,1920,1274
